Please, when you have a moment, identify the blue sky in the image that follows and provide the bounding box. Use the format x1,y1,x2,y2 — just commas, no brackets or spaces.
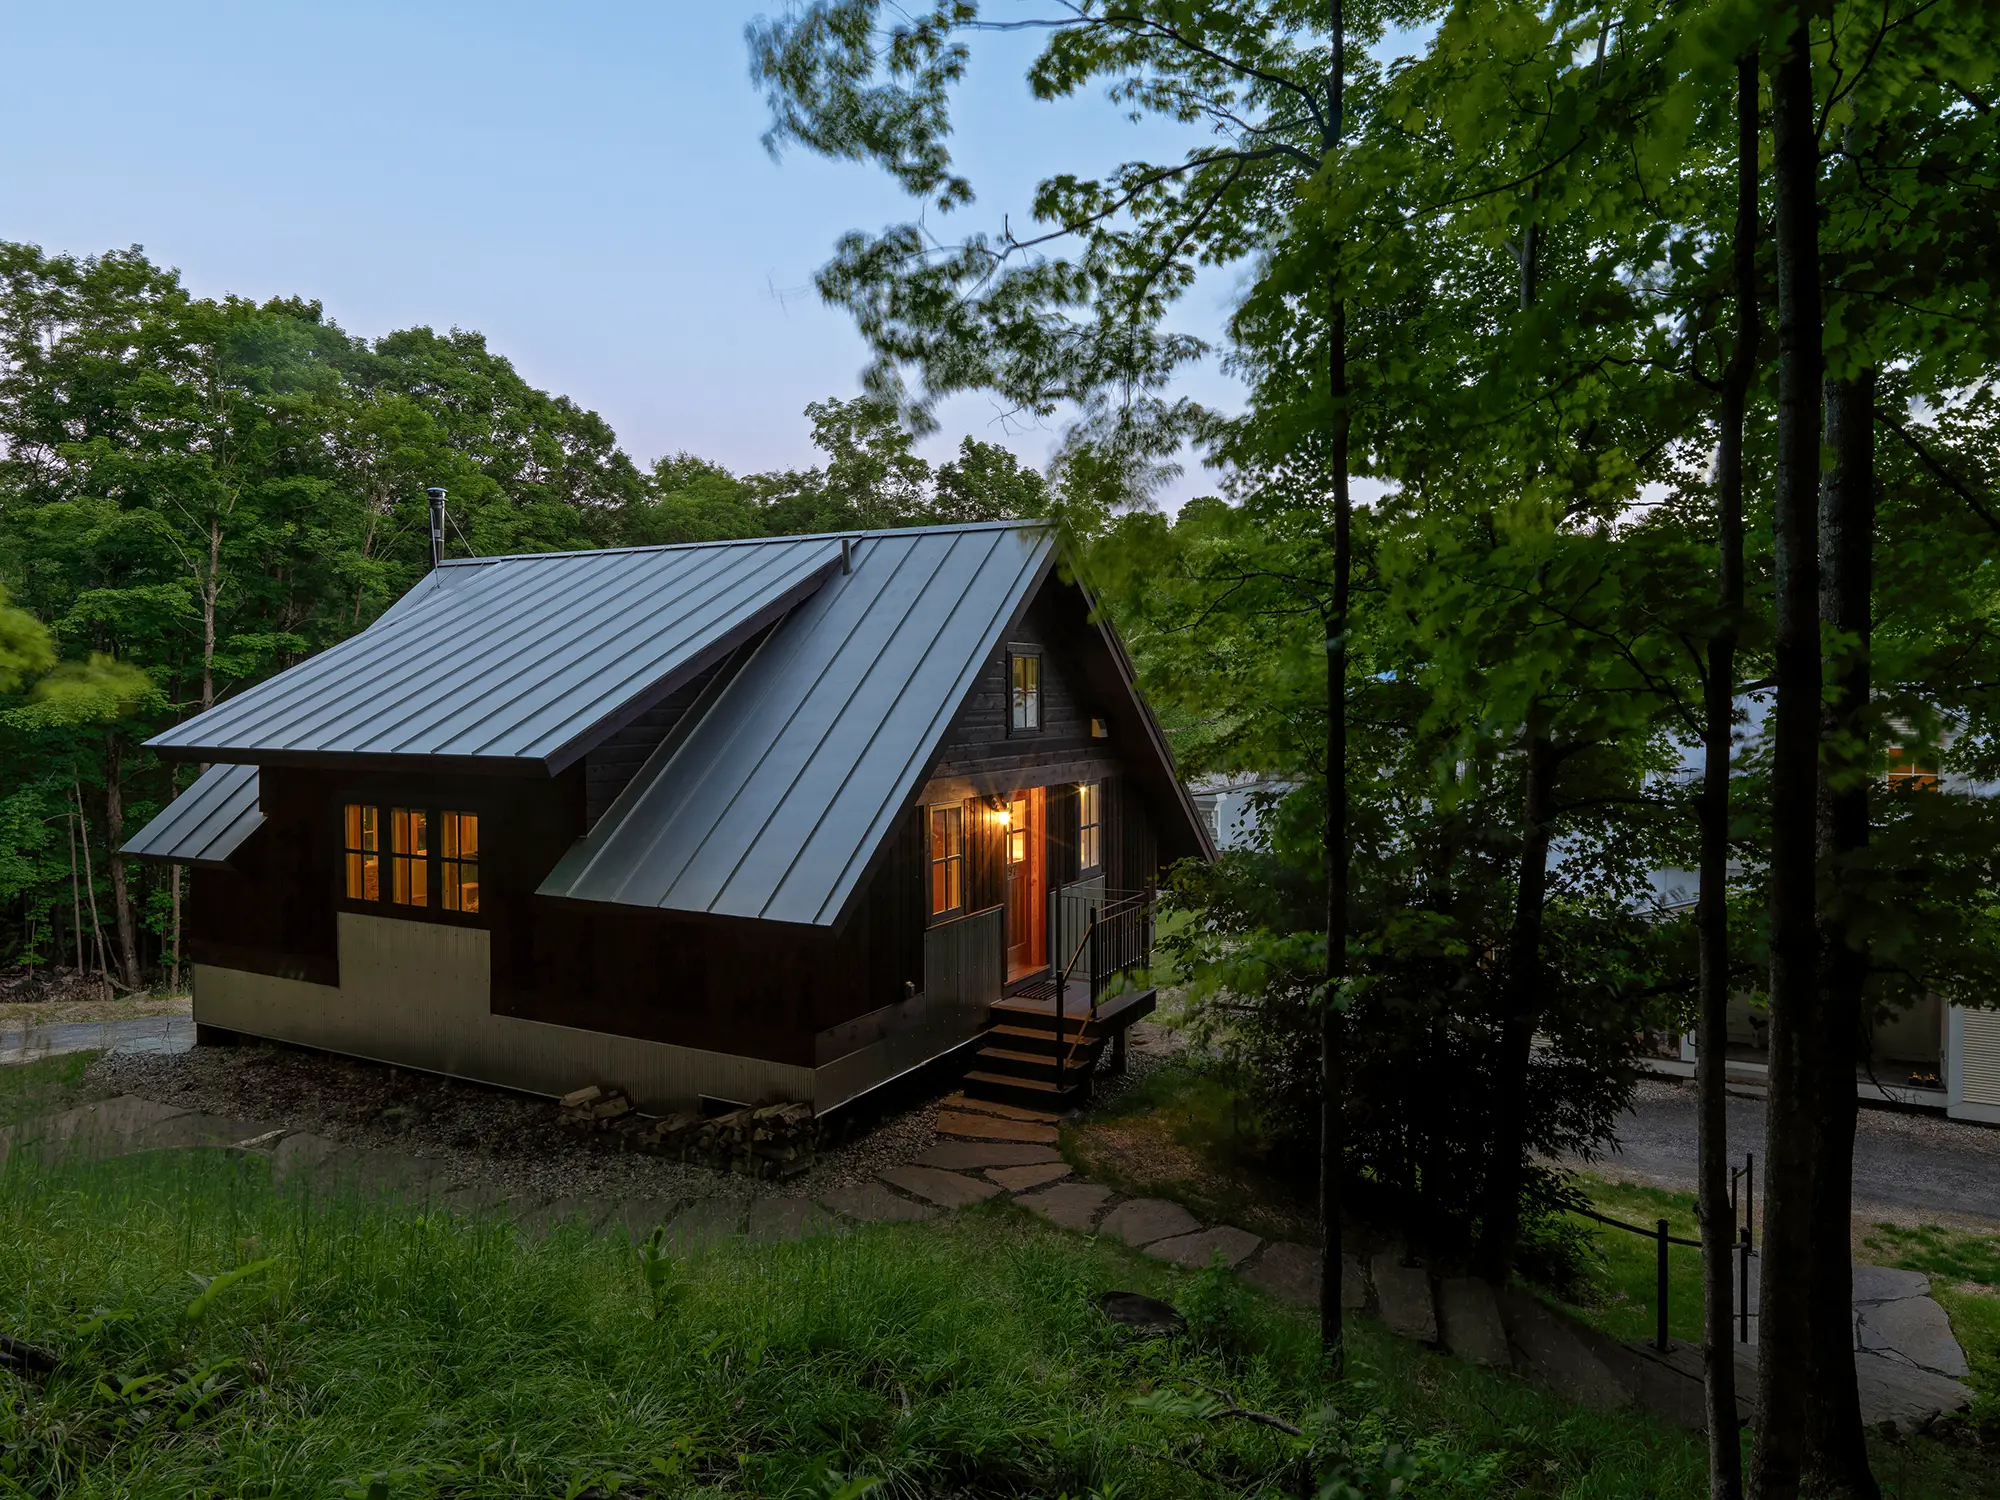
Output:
5,3,1254,503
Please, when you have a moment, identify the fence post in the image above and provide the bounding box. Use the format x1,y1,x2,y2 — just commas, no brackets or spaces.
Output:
1655,1219,1670,1353
1738,1224,1752,1344
1745,1152,1754,1245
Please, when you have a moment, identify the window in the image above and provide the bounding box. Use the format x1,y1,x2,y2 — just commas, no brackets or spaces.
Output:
1077,781,1102,871
441,811,479,913
1886,747,1939,792
343,800,483,918
929,805,964,916
1009,650,1041,731
343,804,380,901
391,807,429,907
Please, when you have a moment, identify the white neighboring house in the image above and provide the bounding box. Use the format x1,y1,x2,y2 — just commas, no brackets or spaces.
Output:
1185,774,1296,851
1647,697,2000,1126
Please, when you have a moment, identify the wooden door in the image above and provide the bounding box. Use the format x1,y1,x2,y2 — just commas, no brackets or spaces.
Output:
1004,787,1046,979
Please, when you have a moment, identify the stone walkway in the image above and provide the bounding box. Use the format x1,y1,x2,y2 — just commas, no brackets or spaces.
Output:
1,1087,1975,1435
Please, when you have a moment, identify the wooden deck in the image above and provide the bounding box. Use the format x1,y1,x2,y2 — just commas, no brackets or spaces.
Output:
990,982,1156,1031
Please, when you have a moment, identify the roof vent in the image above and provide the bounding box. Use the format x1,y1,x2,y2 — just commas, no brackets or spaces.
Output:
840,537,853,575
427,487,448,570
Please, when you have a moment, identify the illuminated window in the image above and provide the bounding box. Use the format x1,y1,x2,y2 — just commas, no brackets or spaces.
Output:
441,811,479,913
1009,650,1041,731
1077,782,1102,871
391,807,428,907
343,804,380,901
929,805,964,916
1886,747,1939,792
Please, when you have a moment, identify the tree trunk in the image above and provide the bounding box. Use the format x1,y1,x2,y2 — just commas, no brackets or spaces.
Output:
1801,370,1880,1500
104,733,143,992
1749,16,1826,1500
1318,0,1350,1368
203,514,221,711
1476,728,1555,1281
69,804,85,977
75,779,112,993
1698,52,1757,1500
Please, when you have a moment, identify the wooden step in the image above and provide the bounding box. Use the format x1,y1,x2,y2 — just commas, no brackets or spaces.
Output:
974,1046,1095,1083
961,1069,1087,1113
987,1023,1102,1057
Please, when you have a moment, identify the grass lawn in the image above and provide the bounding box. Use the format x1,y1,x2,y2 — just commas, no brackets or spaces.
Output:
0,1048,114,1122
0,1144,1730,1500
1061,1061,1319,1244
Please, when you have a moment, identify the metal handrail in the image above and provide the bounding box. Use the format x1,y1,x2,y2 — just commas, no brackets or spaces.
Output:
1568,1153,1757,1352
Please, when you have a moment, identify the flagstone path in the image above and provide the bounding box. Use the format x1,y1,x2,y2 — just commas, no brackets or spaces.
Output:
1,1086,1975,1435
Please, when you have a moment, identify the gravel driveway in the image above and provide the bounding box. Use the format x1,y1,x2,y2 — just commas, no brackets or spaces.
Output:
1584,1079,2000,1226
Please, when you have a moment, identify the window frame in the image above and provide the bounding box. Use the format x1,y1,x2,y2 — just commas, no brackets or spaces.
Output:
1884,746,1940,793
337,797,487,927
928,803,966,920
1077,781,1103,874
1007,647,1043,734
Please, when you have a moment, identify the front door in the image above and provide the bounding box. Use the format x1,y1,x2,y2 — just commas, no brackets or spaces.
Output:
1004,786,1046,980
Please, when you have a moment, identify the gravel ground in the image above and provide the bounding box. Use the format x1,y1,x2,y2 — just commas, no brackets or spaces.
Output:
1581,1076,2000,1227
90,1042,947,1207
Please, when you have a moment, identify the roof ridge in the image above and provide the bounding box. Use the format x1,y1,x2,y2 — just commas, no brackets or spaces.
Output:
436,518,1053,567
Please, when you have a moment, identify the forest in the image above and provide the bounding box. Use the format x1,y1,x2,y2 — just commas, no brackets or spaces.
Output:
0,240,1053,994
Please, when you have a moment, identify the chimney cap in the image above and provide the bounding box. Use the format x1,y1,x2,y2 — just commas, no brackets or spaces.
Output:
426,486,447,502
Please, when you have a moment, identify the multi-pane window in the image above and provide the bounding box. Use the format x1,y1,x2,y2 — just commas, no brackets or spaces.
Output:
343,801,481,916
441,811,480,913
391,808,429,906
1009,650,1041,731
1886,747,1940,792
1077,781,1102,871
343,804,381,901
929,804,964,916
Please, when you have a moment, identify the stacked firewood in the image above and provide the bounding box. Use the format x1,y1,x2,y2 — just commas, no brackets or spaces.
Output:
626,1101,818,1179
557,1084,633,1133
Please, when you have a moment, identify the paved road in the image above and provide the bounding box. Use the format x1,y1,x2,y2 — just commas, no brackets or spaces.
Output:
1590,1080,2000,1225
0,1014,194,1066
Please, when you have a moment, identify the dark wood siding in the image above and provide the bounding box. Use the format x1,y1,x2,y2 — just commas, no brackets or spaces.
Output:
581,639,762,828
927,590,1118,791
491,804,929,1068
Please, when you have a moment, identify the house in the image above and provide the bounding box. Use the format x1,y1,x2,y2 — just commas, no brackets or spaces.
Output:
1644,704,2000,1126
123,521,1211,1117
1185,773,1296,851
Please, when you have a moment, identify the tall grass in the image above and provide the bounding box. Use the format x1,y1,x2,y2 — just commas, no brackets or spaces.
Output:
0,1145,1723,1499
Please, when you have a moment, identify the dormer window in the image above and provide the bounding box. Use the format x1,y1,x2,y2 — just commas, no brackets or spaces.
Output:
1009,649,1042,732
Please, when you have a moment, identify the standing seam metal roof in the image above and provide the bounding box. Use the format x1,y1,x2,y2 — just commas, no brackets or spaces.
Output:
539,523,1055,925
145,536,844,768
120,762,264,867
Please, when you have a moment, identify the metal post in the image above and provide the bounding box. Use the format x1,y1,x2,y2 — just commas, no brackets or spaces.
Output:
1088,904,1100,1019
1737,1224,1752,1343
1656,1219,1671,1352
1047,886,1058,983
1744,1152,1754,1245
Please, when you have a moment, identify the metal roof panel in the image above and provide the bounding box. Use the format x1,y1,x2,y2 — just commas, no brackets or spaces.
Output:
541,523,1055,925
120,763,264,867
146,536,844,768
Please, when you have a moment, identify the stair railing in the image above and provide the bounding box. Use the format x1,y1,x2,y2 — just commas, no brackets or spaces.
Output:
1050,905,1098,1095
